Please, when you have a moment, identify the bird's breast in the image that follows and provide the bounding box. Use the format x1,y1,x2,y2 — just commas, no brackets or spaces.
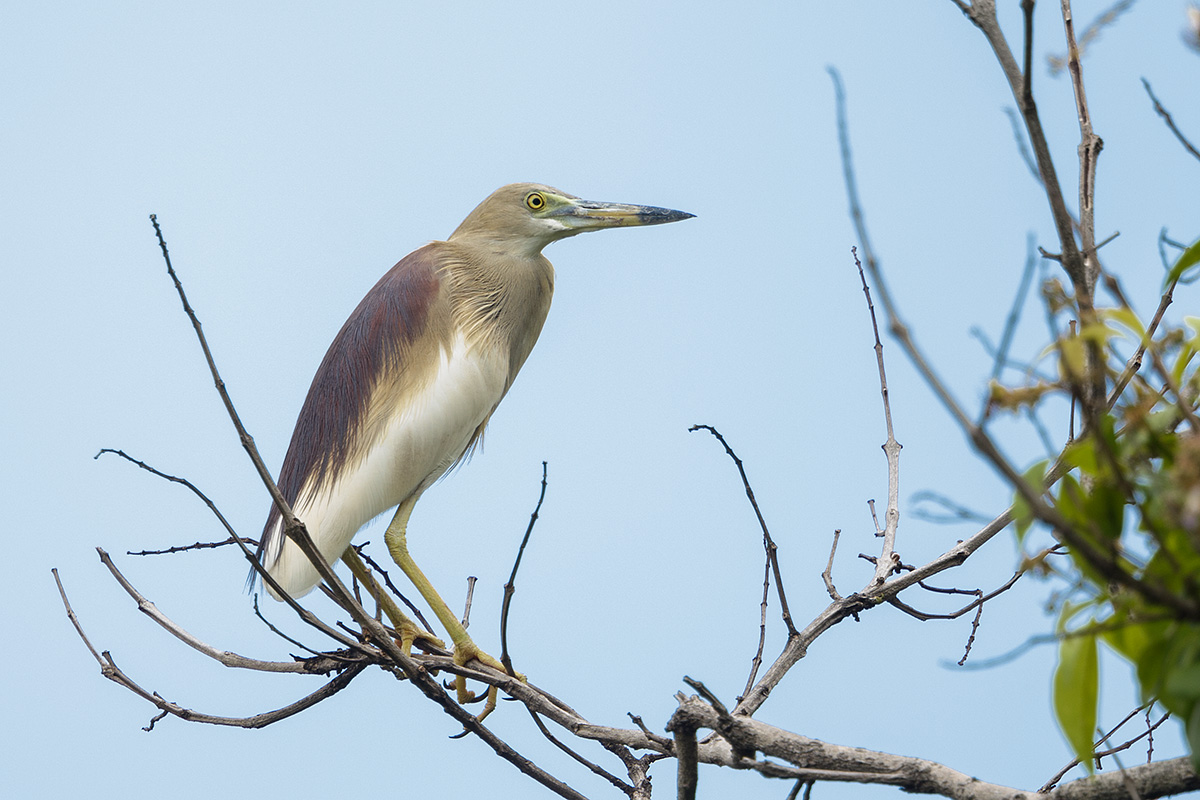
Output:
342,331,510,516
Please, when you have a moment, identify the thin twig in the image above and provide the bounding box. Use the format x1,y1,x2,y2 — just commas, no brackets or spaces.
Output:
1047,0,1139,75
462,576,477,629
689,425,798,636
822,529,843,601
599,742,663,800
909,491,991,525
500,461,548,677
96,446,365,651
854,248,902,586
739,556,771,703
628,713,675,751
97,546,366,669
1005,107,1042,185
251,594,353,662
1061,0,1103,295
95,448,256,555
53,568,106,666
951,4,1085,292
785,779,814,800
1142,78,1200,163
525,709,633,795
54,567,368,727
351,544,436,633
1040,705,1170,791
1021,0,1034,104
125,536,258,556
828,65,1200,623
980,235,1039,422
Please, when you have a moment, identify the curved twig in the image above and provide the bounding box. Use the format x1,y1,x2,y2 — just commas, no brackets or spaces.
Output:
500,461,548,677
689,424,797,636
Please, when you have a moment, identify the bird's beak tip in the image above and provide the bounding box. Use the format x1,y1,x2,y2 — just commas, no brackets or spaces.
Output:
564,200,695,229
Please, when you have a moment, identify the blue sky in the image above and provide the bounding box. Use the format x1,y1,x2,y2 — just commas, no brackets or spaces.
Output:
4,2,1199,797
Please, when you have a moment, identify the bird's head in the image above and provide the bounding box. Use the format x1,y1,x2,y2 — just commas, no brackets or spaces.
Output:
449,183,693,255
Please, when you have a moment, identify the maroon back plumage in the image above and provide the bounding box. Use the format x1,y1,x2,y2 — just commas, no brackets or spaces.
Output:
254,245,442,577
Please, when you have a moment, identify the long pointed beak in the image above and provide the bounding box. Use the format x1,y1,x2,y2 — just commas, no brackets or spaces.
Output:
552,198,695,231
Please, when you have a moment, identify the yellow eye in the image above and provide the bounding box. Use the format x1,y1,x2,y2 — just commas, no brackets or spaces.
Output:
525,192,546,211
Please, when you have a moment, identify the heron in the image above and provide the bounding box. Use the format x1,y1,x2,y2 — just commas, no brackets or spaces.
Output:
255,183,693,712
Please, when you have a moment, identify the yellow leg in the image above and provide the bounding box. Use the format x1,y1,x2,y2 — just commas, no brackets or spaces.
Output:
340,548,444,655
383,496,522,721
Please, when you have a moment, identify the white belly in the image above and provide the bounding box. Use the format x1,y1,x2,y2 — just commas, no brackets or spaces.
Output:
266,333,508,597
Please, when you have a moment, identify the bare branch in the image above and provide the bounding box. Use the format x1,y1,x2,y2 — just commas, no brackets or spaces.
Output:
828,52,1200,623
349,544,436,633
666,695,700,800
1047,0,1138,75
822,529,843,601
95,547,360,673
145,216,595,800
461,575,477,628
1061,0,1104,294
55,567,368,727
251,594,357,664
125,537,257,556
739,555,771,703
671,695,1198,799
910,491,992,525
853,248,903,586
1041,706,1171,791
524,709,633,796
948,4,1086,295
53,568,107,667
1005,107,1042,185
94,448,258,555
500,461,548,677
980,235,1040,421
689,424,797,635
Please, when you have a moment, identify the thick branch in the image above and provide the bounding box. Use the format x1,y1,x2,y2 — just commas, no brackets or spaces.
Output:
952,2,1087,297
671,697,1198,800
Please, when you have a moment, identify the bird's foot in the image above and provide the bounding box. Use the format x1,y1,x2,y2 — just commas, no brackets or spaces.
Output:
450,638,525,723
395,619,445,656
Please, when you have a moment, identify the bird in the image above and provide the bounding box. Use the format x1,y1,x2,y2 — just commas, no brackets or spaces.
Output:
254,183,693,708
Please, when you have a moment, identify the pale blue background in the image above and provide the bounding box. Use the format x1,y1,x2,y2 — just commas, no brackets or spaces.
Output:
4,2,1198,797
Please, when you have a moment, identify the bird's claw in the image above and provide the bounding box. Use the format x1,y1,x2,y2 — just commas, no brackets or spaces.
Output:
396,620,445,656
451,639,525,724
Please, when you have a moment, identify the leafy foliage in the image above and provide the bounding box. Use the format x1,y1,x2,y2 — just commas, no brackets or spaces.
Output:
1007,239,1200,768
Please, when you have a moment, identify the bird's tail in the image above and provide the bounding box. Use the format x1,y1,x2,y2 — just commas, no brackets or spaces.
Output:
249,511,326,600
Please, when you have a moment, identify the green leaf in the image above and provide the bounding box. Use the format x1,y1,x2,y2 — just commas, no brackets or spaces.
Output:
1014,460,1047,546
1172,340,1198,389
1058,335,1089,380
1103,622,1152,664
1189,703,1200,769
1099,307,1146,339
1083,481,1125,540
1136,636,1173,709
1166,236,1200,288
1056,474,1085,527
1054,631,1099,770
1166,663,1200,703
1063,439,1099,476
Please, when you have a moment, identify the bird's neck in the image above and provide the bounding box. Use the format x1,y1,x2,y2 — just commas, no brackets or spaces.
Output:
440,241,556,384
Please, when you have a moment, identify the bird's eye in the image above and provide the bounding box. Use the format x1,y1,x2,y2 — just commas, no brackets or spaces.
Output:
525,192,546,211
